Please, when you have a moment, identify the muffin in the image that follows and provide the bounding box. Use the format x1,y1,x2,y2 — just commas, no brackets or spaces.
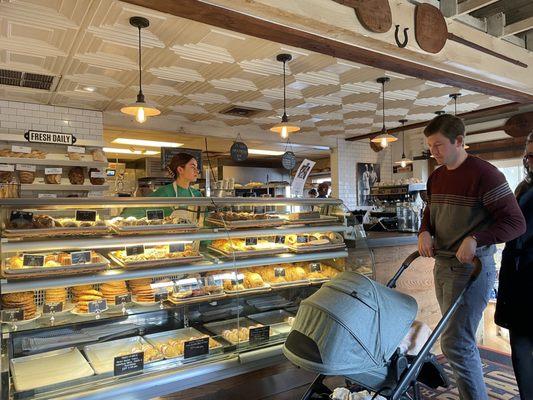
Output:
88,168,105,185
18,171,35,184
68,167,85,185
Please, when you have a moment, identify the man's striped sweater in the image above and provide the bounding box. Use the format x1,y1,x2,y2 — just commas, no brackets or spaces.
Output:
420,155,526,253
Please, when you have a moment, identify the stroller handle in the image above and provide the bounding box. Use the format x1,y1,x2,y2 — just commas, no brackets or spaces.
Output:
386,251,482,289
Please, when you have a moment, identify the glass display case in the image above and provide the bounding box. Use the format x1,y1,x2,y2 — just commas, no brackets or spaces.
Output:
0,197,373,400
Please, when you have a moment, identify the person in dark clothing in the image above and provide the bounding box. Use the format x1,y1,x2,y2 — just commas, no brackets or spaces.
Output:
495,131,533,400
317,182,329,198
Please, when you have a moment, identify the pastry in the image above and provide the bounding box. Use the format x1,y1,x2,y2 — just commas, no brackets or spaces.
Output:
243,271,265,288
91,149,107,162
286,265,307,281
100,281,129,305
44,173,61,184
71,285,94,303
88,168,105,185
0,171,14,183
7,255,24,269
128,278,155,302
33,215,55,229
18,171,35,184
1,291,36,320
7,216,33,229
67,152,82,161
45,288,67,304
68,167,85,185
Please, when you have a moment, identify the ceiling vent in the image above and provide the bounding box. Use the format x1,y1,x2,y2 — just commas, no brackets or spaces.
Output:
0,69,58,91
220,106,262,118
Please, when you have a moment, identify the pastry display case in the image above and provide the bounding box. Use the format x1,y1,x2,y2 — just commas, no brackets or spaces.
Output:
0,197,373,400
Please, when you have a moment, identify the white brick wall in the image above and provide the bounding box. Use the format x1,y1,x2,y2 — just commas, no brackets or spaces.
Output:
0,100,103,142
331,137,392,210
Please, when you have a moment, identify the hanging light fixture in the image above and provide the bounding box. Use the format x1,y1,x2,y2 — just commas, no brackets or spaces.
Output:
270,54,299,139
120,16,160,123
434,110,446,116
394,119,413,168
371,77,397,148
449,93,469,149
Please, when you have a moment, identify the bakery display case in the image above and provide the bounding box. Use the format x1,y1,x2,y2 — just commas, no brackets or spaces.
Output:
0,197,373,400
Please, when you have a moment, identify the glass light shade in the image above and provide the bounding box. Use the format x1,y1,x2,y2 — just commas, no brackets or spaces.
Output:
270,121,300,139
121,102,160,123
394,157,413,167
371,133,397,148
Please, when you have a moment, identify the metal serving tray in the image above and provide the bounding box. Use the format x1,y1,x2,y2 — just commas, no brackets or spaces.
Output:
206,217,284,229
3,225,109,238
288,243,346,253
208,245,286,259
224,283,271,295
203,317,268,345
10,347,94,392
281,215,341,226
108,252,204,269
111,223,198,235
143,327,222,360
3,254,110,278
247,310,294,335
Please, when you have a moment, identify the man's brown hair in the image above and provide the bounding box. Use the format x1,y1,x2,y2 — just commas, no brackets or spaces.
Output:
423,114,465,144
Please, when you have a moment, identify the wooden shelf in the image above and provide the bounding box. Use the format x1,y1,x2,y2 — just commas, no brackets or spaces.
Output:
20,184,109,191
0,156,108,169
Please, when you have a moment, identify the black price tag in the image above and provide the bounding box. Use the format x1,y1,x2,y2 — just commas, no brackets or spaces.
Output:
184,337,210,359
254,206,265,215
126,245,145,256
146,209,164,220
10,211,33,222
231,274,244,285
274,267,286,277
155,291,168,302
1,309,24,322
115,294,131,305
114,352,144,376
169,243,185,253
275,236,286,244
75,210,97,222
310,263,322,272
249,326,270,344
88,299,107,313
22,254,44,268
245,237,258,246
71,251,91,264
43,302,63,314
296,235,309,244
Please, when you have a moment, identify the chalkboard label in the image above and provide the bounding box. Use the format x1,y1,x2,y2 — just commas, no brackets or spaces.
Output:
184,337,210,359
146,209,164,221
75,210,97,222
275,236,286,244
230,141,248,162
274,267,286,277
296,235,309,244
88,299,107,313
115,294,131,305
249,326,270,344
43,302,63,314
169,243,185,253
282,151,297,170
245,237,258,246
71,251,92,264
126,245,145,257
1,309,24,322
155,291,168,302
22,254,44,268
10,211,33,222
114,352,144,376
310,263,321,272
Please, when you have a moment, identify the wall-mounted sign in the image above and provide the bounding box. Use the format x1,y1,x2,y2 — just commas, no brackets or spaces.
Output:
291,159,316,196
230,141,248,162
25,130,76,145
281,151,296,170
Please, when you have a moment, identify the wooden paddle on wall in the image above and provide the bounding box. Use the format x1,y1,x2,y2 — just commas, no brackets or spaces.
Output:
504,111,533,137
415,4,447,53
332,0,392,33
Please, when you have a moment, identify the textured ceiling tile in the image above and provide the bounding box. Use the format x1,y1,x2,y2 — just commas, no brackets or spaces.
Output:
149,66,204,83
171,43,234,64
210,77,257,92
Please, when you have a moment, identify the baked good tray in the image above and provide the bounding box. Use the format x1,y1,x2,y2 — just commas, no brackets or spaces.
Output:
3,225,110,238
108,252,204,269
143,328,223,360
206,217,284,229
208,246,286,259
110,223,198,235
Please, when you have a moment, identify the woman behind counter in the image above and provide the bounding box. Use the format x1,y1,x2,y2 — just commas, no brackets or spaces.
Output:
495,131,533,400
122,152,201,219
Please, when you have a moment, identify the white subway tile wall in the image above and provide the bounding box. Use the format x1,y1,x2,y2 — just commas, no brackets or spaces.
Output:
0,100,103,142
331,137,392,210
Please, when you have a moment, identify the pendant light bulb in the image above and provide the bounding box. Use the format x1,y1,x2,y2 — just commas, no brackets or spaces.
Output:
381,137,388,148
371,77,397,147
281,125,288,139
135,107,146,123
401,160,407,168
394,119,413,167
270,54,299,138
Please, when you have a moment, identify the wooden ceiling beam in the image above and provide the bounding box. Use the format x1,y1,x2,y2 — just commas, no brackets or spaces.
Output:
502,16,533,37
442,0,501,18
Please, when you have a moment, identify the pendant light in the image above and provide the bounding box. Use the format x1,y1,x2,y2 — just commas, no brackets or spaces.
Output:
371,77,398,148
120,16,160,123
270,54,299,139
449,93,469,149
394,119,412,168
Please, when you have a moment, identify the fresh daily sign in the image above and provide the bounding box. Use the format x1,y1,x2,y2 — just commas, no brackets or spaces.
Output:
25,130,77,145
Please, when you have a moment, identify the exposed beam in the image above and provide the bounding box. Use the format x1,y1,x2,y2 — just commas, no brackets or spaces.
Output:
487,12,506,37
457,0,501,16
502,16,533,37
121,0,533,104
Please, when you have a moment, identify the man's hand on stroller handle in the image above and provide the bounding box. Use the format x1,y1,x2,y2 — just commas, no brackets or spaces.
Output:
456,235,477,264
418,231,434,257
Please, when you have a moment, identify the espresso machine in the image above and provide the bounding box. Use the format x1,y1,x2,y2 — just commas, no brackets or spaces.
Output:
368,183,426,232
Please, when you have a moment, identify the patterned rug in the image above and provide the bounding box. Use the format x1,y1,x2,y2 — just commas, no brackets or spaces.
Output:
421,347,520,399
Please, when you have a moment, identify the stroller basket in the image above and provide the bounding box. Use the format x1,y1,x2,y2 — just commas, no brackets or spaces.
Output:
283,271,417,376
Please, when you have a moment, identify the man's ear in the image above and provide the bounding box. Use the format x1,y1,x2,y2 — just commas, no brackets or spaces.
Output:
455,135,464,147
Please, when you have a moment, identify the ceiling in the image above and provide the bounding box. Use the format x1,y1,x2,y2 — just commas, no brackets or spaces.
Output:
0,0,514,142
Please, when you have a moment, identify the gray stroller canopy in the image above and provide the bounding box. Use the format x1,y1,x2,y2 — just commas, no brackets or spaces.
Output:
283,272,417,376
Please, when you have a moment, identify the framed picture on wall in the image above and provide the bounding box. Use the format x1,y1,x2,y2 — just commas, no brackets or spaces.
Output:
356,163,380,206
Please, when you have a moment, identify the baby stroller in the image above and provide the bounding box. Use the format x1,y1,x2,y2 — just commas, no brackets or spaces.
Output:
283,251,482,400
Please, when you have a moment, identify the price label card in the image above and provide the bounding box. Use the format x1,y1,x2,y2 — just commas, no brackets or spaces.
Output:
146,209,164,220
22,254,44,268
87,191,104,198
75,210,97,222
90,171,106,179
43,302,63,314
16,164,36,172
12,145,31,154
245,237,258,246
38,193,57,199
71,251,92,264
274,267,286,277
296,235,309,244
155,291,168,302
184,337,210,359
114,352,144,376
310,263,322,272
231,273,244,285
169,243,185,253
275,236,286,244
67,145,85,154
1,309,24,322
0,164,15,172
45,168,62,175
88,299,107,313
126,245,144,257
10,210,33,222
115,294,131,305
249,326,270,344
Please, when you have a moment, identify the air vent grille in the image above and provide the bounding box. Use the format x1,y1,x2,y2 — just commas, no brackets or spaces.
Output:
0,69,56,91
220,106,262,118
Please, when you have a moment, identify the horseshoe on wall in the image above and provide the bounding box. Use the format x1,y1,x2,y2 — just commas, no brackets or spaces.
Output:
395,25,409,48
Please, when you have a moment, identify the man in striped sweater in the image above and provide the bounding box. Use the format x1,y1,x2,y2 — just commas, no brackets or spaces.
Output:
418,114,525,400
